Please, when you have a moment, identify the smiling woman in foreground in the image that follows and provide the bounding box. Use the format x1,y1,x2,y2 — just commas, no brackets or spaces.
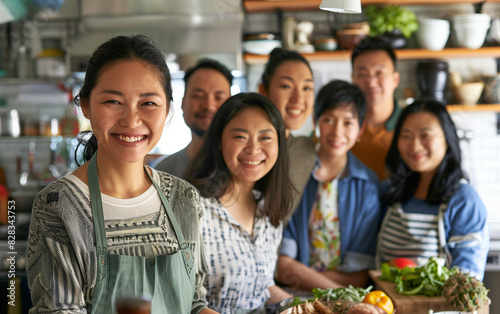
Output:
26,34,217,313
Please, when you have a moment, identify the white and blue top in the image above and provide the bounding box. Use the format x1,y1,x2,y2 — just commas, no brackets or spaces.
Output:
200,194,282,314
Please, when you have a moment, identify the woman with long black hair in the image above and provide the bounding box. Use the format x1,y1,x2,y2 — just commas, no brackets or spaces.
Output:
379,100,489,280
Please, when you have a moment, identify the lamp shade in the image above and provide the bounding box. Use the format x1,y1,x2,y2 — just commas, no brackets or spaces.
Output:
319,0,362,14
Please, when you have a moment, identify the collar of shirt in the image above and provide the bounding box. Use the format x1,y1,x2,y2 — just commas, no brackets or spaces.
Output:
208,191,267,236
385,98,403,132
313,152,377,183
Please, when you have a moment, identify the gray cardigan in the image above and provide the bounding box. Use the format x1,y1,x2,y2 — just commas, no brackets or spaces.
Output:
27,169,208,313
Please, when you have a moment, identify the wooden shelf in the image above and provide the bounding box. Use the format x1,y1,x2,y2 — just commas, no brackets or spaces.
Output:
244,47,500,64
396,47,500,59
446,104,500,112
244,0,500,13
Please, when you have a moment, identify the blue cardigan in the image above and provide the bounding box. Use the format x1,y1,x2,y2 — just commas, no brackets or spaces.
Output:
281,152,382,272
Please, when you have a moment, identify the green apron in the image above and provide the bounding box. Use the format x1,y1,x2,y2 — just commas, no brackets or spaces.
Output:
87,154,195,313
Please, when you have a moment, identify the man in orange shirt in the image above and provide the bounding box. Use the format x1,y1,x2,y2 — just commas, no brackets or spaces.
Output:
351,36,402,181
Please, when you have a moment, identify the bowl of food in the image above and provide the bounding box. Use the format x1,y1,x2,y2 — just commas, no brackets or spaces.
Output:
281,299,387,314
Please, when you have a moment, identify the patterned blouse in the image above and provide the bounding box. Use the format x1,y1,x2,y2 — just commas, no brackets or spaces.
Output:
26,169,209,314
200,195,282,313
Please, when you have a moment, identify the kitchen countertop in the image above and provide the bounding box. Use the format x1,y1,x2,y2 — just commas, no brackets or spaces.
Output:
368,270,490,314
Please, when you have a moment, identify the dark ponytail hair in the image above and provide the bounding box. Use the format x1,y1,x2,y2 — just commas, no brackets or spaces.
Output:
260,48,312,92
73,34,173,165
384,100,466,205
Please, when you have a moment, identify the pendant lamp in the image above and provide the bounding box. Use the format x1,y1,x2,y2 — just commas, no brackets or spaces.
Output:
319,0,362,14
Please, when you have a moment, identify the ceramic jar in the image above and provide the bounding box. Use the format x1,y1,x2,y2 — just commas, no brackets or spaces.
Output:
482,73,500,104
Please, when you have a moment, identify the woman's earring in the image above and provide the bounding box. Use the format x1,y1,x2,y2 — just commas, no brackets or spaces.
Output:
315,125,320,139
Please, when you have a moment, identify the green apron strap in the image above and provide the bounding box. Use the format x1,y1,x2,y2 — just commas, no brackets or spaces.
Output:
88,153,111,311
145,169,187,245
145,169,194,272
88,154,108,253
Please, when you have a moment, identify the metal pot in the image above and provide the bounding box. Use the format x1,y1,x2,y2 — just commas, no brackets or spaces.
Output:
0,109,21,137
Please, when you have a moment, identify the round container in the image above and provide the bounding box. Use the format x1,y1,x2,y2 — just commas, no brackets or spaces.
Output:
336,29,368,50
116,296,151,314
313,37,338,51
22,115,40,136
416,60,449,103
281,300,386,314
483,73,500,104
452,13,491,49
39,115,60,137
36,57,66,78
1,109,21,137
243,39,281,55
417,28,450,51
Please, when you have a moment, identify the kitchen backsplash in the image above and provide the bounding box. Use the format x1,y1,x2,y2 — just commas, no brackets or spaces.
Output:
451,110,500,221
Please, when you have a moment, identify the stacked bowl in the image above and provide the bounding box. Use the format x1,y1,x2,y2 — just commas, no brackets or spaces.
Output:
417,17,450,51
452,13,491,49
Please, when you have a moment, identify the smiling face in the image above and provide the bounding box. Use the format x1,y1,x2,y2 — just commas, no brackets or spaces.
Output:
81,60,168,165
397,111,447,177
317,104,361,159
182,68,231,137
352,50,399,112
260,60,314,133
220,106,279,187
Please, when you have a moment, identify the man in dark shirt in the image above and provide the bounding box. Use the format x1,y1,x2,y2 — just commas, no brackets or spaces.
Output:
154,59,233,177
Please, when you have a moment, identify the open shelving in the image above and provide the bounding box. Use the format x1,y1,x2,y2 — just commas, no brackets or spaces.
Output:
244,47,500,64
243,0,500,108
244,0,500,13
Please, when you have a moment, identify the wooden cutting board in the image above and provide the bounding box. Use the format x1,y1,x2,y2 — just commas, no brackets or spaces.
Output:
368,270,489,314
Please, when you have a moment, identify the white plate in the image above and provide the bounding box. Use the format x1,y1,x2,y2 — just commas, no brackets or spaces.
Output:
243,39,281,55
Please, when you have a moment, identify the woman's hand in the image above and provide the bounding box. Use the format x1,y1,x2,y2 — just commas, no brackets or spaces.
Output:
200,308,220,314
266,285,293,304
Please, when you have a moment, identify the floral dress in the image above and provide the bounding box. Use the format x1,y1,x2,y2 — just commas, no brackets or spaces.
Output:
308,177,341,271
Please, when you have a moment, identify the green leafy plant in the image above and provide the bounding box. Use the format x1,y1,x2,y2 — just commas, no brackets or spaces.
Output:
379,257,455,297
365,5,419,38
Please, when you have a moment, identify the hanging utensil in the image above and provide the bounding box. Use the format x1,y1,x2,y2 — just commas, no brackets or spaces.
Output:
19,139,38,187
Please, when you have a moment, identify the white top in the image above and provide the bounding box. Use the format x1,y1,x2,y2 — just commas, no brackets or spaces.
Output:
200,195,282,313
66,167,161,220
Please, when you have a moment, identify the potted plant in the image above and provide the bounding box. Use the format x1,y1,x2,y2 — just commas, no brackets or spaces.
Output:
365,5,419,49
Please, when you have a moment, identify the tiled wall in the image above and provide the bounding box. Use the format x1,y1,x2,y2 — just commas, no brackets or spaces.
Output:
451,110,500,221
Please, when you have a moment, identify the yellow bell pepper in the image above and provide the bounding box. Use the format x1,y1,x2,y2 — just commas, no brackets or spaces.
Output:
362,290,394,314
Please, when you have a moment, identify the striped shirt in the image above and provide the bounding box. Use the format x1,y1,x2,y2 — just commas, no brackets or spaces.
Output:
200,196,282,313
